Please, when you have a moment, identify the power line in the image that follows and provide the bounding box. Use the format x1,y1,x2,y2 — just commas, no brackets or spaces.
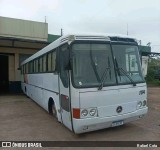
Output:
61,28,63,36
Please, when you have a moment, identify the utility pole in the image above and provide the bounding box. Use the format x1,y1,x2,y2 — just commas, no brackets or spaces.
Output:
147,42,151,47
139,40,141,45
127,23,128,36
45,16,47,23
61,28,63,36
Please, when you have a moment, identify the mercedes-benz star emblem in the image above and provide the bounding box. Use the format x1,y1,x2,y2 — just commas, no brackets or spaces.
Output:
116,106,123,113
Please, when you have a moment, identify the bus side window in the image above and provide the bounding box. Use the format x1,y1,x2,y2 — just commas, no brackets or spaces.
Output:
20,66,23,74
33,60,36,73
29,62,31,73
59,45,69,88
52,51,56,71
30,61,33,73
35,59,39,73
43,55,47,72
39,57,43,72
23,65,25,74
26,63,28,74
48,52,52,72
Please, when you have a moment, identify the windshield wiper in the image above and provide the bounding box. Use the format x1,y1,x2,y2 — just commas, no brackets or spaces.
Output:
98,57,111,90
89,47,101,84
98,67,111,90
115,58,136,86
117,67,136,86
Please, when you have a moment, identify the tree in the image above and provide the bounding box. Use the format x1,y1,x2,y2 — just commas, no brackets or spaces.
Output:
146,58,160,84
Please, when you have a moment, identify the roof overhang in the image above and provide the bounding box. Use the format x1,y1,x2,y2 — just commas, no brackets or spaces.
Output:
141,51,160,57
0,36,49,50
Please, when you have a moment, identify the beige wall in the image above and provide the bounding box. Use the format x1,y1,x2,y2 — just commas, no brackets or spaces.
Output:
0,47,38,55
0,16,49,83
0,16,48,41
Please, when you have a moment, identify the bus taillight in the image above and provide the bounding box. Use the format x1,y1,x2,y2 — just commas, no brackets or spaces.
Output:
73,108,80,119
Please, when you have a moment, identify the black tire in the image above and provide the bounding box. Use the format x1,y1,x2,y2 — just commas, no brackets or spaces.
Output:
25,87,29,98
51,101,57,119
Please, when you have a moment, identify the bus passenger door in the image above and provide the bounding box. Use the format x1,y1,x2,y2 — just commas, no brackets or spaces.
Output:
58,45,72,131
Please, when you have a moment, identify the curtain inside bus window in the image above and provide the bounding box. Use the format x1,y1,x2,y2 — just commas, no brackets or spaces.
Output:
48,53,52,72
39,57,43,72
43,55,47,72
52,51,56,71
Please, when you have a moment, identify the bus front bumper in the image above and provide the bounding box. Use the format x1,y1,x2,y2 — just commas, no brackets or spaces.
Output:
72,107,148,134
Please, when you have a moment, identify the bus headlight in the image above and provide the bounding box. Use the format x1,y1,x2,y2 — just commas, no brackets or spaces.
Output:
89,109,97,116
137,101,142,109
81,109,88,117
81,108,98,118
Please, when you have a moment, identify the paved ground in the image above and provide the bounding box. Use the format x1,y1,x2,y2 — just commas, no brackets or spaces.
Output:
0,87,160,150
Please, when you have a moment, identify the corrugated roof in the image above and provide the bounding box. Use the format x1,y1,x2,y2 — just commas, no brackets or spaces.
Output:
139,45,151,53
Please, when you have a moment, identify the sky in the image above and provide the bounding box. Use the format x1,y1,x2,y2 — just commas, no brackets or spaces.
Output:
0,0,160,52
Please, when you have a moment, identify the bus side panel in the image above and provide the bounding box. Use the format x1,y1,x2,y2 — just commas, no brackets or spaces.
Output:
21,73,60,120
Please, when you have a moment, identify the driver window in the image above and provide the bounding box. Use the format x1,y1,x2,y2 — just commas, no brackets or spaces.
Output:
59,44,69,88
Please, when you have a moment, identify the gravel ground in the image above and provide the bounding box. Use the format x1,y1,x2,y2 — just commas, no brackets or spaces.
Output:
0,87,160,150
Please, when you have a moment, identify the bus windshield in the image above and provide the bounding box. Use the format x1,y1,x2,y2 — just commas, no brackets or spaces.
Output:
71,43,144,88
71,43,116,88
112,44,144,84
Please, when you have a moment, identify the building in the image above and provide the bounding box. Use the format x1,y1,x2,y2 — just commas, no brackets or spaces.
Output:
0,16,60,93
139,46,151,77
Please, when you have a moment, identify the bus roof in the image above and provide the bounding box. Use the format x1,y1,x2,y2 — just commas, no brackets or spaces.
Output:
21,34,137,65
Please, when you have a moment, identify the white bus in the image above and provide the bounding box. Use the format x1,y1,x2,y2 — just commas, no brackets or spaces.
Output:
21,34,148,134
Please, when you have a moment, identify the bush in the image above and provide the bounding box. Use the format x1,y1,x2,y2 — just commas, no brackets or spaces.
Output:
146,67,155,82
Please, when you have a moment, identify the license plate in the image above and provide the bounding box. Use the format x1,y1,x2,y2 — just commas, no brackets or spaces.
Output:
112,120,124,127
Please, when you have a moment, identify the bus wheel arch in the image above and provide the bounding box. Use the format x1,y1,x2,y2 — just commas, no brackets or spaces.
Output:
25,86,27,93
25,86,29,98
48,98,57,119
